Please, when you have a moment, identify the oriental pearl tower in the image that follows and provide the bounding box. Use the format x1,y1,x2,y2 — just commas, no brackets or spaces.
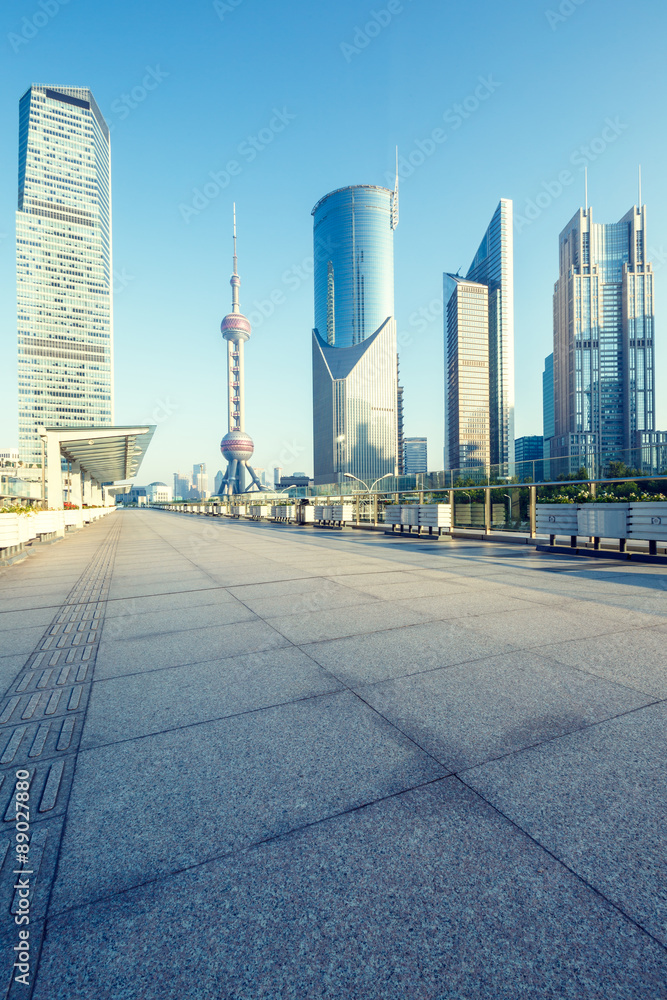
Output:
219,206,266,494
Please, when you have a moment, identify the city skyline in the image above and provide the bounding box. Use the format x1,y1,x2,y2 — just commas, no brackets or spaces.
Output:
0,1,666,484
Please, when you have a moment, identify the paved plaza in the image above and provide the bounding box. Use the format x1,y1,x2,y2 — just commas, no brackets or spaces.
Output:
0,509,665,998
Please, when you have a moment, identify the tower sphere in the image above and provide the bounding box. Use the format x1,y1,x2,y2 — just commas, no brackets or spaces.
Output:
220,429,254,462
221,313,251,342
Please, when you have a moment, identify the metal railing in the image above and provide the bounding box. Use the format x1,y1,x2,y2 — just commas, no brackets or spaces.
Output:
151,473,666,548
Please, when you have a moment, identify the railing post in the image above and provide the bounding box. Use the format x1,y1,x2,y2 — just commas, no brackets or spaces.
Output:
373,493,378,526
448,489,454,532
529,485,536,539
484,488,491,535
355,494,360,525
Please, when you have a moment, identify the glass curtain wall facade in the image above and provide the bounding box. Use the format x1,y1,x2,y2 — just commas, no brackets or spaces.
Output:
465,199,514,471
312,185,398,484
17,85,112,464
443,275,490,473
404,437,427,474
552,205,655,472
542,353,555,478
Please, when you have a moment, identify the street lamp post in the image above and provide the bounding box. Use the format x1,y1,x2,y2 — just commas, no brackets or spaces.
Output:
343,472,393,526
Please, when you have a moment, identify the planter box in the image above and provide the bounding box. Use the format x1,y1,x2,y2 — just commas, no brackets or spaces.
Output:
628,502,667,541
577,503,628,539
271,505,295,519
248,505,269,517
536,504,578,535
300,507,315,523
383,507,402,525
331,504,354,522
64,510,83,529
400,504,419,526
314,505,332,520
418,504,451,528
0,514,20,549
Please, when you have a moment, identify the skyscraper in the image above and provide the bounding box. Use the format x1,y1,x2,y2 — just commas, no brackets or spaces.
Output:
404,437,427,474
192,462,208,499
312,184,399,485
443,200,514,475
542,353,554,478
443,275,490,473
551,202,655,473
17,85,112,464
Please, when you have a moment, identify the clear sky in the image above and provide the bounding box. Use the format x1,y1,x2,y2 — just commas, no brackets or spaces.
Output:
1,0,666,485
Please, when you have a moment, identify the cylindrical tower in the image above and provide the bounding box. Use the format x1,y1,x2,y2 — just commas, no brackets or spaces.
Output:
312,185,395,349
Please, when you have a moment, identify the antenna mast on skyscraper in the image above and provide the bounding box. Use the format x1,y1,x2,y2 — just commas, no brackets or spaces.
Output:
638,165,642,208
392,146,399,230
584,166,588,212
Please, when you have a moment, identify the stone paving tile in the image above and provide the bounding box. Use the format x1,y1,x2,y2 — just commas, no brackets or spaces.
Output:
465,701,667,947
537,627,667,699
338,577,472,601
394,591,542,620
35,779,667,1000
235,586,381,619
303,619,517,687
456,603,635,648
103,587,239,618
94,619,290,679
357,650,653,770
50,691,445,911
0,653,30,694
227,576,351,601
82,647,344,747
106,577,221,600
100,599,257,642
266,601,430,644
0,606,58,631
0,624,54,656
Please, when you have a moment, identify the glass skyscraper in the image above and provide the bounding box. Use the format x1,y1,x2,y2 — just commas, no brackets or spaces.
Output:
551,204,655,472
403,437,427,474
312,185,399,485
17,85,112,464
443,199,514,475
443,276,490,472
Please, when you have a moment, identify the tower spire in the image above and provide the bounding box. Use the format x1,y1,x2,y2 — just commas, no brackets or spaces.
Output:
231,202,240,313
584,166,588,212
638,164,642,208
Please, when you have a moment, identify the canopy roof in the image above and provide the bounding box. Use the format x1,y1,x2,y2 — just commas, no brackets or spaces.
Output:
42,425,155,483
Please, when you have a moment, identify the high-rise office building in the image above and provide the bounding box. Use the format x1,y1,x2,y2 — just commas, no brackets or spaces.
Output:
443,200,514,474
443,276,490,473
552,203,655,473
312,184,399,485
173,472,190,500
192,462,208,499
514,435,544,480
404,437,427,474
396,358,405,475
17,85,113,464
543,353,554,478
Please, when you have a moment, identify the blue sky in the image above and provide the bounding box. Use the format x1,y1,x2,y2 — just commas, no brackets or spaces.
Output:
1,0,666,484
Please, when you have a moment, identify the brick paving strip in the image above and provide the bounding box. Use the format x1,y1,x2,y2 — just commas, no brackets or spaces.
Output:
0,516,122,999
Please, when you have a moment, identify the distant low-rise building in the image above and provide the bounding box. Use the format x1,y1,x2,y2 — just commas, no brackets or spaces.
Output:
146,481,172,503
